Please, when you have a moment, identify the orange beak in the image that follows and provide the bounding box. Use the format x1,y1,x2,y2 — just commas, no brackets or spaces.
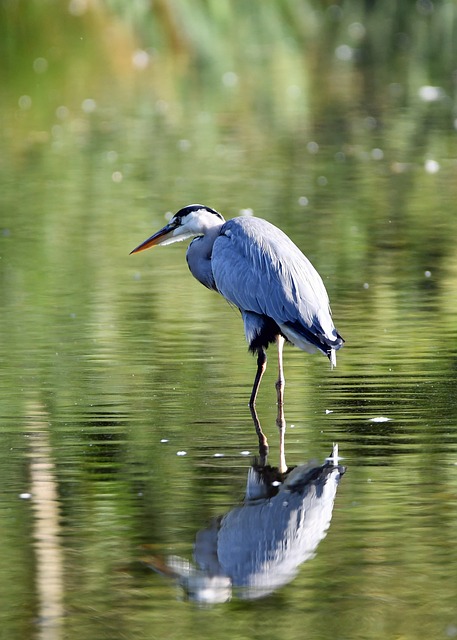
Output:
130,222,175,254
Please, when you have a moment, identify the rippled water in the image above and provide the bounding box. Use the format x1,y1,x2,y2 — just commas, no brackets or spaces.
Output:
2,205,457,638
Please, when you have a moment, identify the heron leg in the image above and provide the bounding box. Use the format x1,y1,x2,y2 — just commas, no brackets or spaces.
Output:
275,335,287,473
248,348,269,463
249,348,267,408
249,404,269,465
275,335,286,408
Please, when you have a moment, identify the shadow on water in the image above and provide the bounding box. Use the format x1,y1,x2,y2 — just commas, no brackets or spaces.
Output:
141,407,345,605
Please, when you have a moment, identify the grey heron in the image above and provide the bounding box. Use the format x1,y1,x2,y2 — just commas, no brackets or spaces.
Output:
131,204,343,414
143,444,345,603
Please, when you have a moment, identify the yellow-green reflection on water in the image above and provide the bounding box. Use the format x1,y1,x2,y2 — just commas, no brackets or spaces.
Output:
1,2,457,639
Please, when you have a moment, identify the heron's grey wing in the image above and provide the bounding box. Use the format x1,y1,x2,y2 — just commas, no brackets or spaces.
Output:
212,217,338,348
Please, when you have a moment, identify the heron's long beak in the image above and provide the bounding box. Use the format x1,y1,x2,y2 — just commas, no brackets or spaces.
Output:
130,223,175,254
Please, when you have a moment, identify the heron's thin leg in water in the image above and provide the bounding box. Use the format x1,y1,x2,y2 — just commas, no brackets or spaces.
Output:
249,404,269,465
275,335,287,473
275,335,286,408
249,348,267,407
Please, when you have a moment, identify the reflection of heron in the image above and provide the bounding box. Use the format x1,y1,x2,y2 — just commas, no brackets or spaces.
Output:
131,205,344,411
143,444,345,604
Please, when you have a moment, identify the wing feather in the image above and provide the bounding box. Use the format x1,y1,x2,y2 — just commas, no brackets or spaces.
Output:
211,217,339,350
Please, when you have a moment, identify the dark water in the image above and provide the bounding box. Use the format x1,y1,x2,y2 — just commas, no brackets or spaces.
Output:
1,3,457,639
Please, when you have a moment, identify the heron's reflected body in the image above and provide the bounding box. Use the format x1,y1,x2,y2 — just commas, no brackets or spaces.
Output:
144,444,345,603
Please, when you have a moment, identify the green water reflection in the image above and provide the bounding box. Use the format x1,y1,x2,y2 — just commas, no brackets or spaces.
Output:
1,2,457,639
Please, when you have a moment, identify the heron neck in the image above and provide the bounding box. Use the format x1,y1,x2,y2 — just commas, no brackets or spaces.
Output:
186,226,221,291
200,216,224,235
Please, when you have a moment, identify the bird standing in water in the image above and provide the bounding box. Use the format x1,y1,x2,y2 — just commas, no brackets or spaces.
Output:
130,204,343,412
131,204,343,467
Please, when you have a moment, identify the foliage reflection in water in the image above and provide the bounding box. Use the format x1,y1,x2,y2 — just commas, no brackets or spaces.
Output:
142,440,345,604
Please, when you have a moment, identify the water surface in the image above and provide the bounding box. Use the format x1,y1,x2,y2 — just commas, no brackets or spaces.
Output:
1,3,457,639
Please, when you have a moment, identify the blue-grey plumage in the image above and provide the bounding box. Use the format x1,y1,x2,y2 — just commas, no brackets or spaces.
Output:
131,204,344,406
142,444,345,603
210,216,342,357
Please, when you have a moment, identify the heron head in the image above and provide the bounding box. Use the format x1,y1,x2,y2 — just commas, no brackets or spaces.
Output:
130,204,225,254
